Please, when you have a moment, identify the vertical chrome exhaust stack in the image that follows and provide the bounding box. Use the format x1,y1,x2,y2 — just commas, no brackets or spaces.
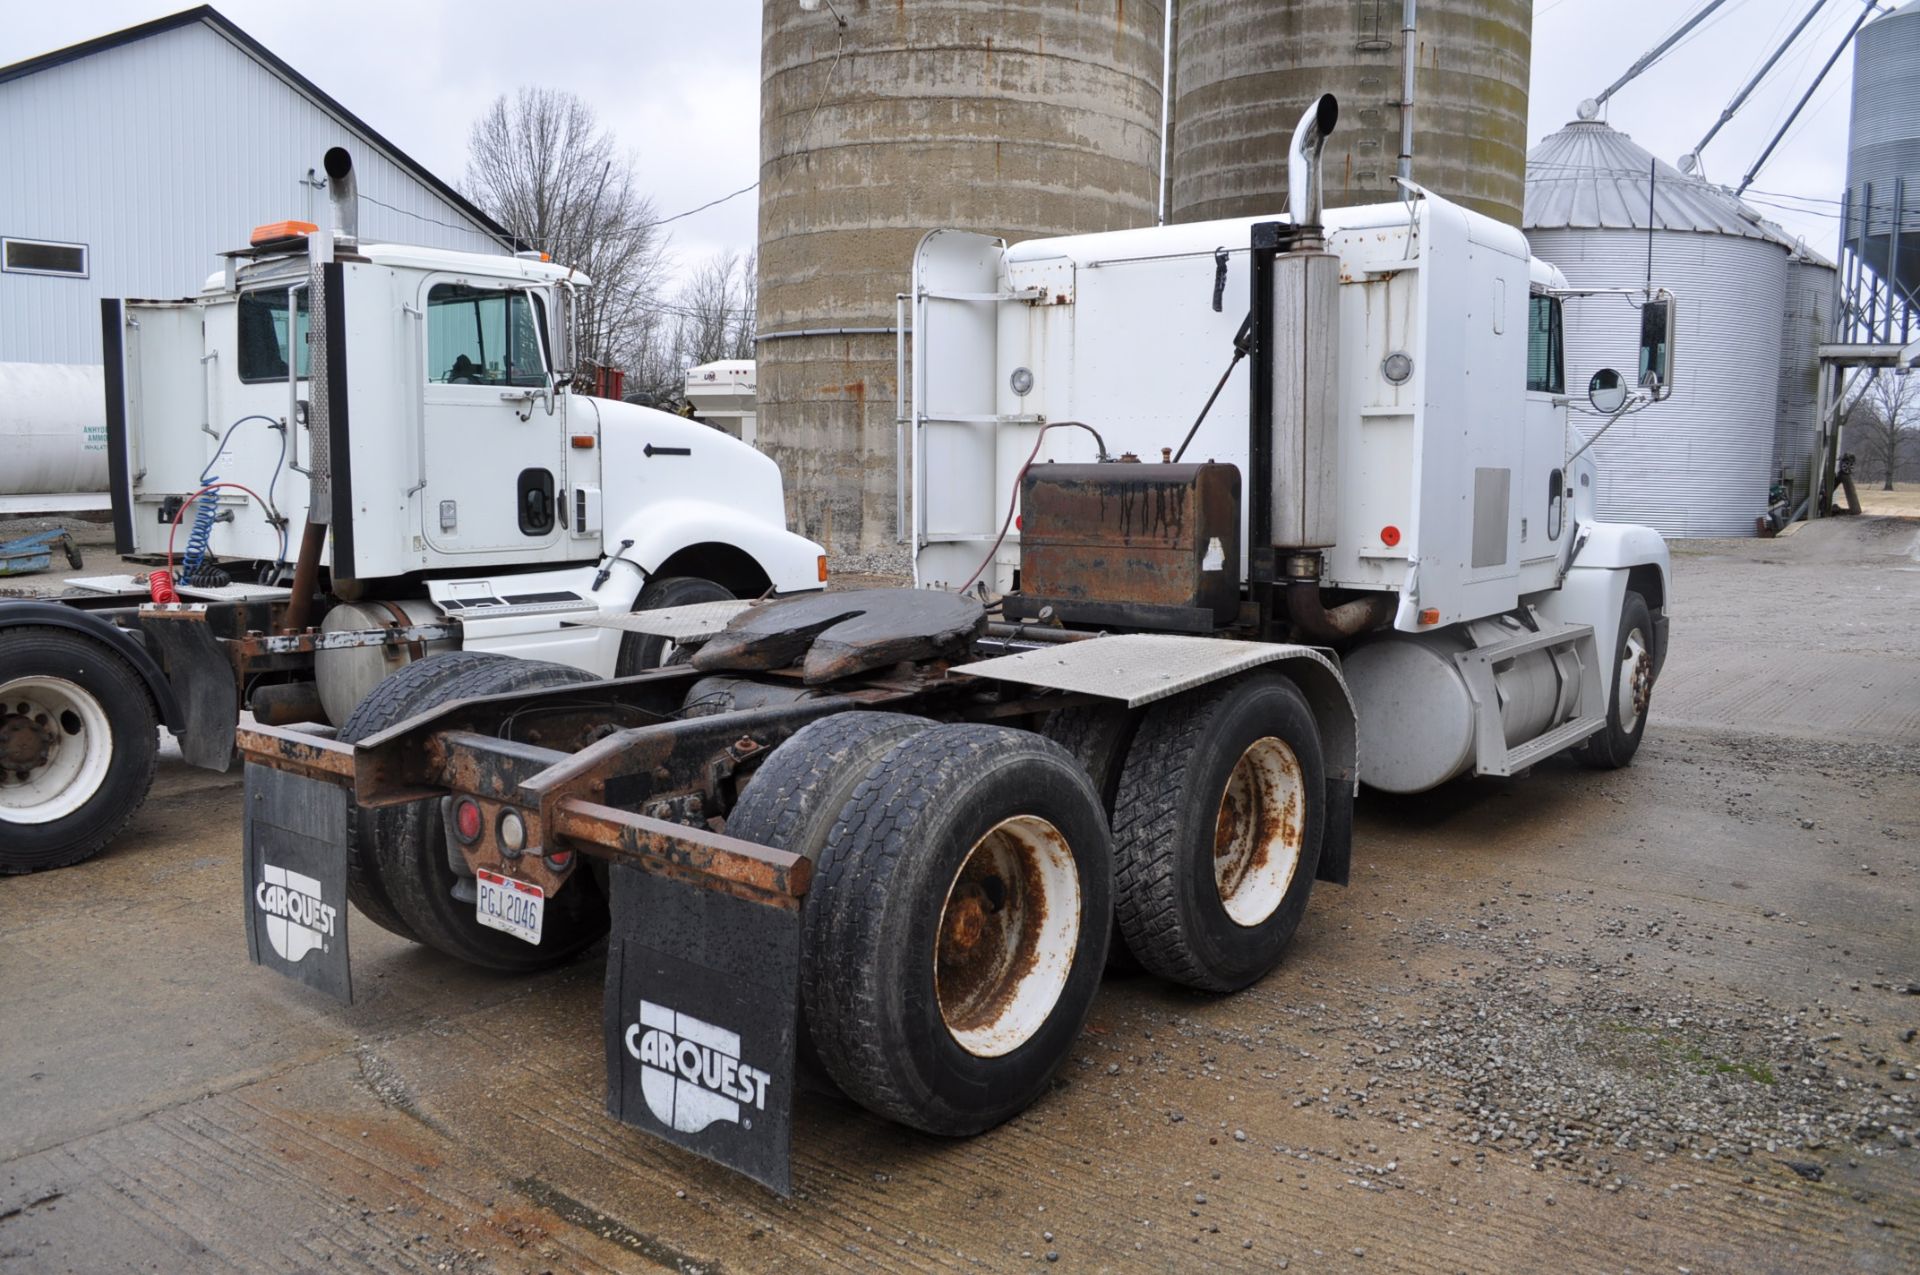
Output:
1287,94,1339,231
323,147,358,252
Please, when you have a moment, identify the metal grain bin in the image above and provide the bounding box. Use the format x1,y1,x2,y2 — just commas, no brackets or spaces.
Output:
1526,120,1789,538
757,1,1164,554
1774,248,1836,505
1169,0,1531,227
1845,0,1920,318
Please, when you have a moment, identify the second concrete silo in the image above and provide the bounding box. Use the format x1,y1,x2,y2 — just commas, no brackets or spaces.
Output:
1169,0,1531,226
1526,120,1790,538
757,1,1165,556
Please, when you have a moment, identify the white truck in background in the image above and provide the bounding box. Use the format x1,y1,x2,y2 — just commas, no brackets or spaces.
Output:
0,147,824,873
228,97,1676,1194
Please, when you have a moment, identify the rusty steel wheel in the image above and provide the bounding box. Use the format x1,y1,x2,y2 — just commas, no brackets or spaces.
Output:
1111,673,1326,992
800,724,1111,1136
1211,736,1307,928
934,815,1082,1058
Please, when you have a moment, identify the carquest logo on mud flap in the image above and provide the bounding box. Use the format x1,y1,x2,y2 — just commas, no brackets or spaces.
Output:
254,862,337,962
626,1000,771,1134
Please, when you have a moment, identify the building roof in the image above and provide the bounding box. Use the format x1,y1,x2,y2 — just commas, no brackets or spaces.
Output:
0,5,516,250
1525,119,1782,242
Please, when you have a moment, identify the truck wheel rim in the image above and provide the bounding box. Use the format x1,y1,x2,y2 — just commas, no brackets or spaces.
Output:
934,815,1081,1059
0,676,114,825
1620,627,1651,734
1213,737,1305,928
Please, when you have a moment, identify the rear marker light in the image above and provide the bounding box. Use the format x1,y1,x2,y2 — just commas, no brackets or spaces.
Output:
498,809,527,856
453,798,482,843
545,850,574,872
1380,525,1401,547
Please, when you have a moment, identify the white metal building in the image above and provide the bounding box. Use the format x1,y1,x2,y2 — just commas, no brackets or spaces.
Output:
0,6,511,368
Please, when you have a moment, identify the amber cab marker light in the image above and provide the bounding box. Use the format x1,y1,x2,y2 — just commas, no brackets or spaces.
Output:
1419,608,1441,626
250,219,317,246
569,434,595,449
817,555,830,583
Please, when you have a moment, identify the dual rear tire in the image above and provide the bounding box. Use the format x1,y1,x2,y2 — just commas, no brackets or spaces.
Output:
729,714,1112,1136
728,674,1328,1136
340,652,611,971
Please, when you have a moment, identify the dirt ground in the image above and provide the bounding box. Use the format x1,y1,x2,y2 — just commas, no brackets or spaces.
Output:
1856,482,1920,520
2,518,1916,1274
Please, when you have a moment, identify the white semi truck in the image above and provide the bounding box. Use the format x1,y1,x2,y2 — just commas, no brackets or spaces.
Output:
231,99,1673,1193
0,148,824,873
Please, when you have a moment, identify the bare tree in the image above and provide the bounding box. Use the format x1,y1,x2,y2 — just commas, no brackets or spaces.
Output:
671,250,758,367
729,250,758,361
621,251,760,410
465,88,667,385
1850,370,1920,490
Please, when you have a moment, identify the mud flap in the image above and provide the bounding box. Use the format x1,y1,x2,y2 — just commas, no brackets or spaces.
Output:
603,863,800,1195
242,763,353,1003
1315,775,1354,887
141,612,239,770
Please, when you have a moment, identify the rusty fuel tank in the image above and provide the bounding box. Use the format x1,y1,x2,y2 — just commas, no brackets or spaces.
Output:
1015,463,1241,632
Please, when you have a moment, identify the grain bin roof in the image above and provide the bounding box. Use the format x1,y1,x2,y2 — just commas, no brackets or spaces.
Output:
1525,119,1781,241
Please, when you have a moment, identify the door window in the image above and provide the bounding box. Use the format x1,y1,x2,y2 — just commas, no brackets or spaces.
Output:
427,284,548,386
1526,294,1564,394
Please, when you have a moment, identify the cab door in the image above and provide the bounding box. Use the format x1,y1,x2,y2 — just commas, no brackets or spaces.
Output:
419,278,567,556
1520,292,1569,589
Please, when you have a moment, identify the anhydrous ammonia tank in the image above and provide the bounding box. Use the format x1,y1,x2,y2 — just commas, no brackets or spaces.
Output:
1169,0,1532,227
757,0,1165,554
0,362,108,505
1526,120,1790,538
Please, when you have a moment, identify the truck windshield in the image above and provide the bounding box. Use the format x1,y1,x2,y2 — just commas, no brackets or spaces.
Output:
1526,294,1564,395
237,287,310,383
428,284,548,387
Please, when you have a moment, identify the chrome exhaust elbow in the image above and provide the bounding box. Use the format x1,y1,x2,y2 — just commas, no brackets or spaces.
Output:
323,147,358,252
1287,94,1340,229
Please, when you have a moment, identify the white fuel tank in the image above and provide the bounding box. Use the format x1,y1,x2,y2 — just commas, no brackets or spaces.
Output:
314,600,457,727
0,363,108,496
1345,616,1571,793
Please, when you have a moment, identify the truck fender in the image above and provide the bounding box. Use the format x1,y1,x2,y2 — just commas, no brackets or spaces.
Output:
0,599,184,732
958,637,1358,885
1560,519,1672,673
604,500,826,598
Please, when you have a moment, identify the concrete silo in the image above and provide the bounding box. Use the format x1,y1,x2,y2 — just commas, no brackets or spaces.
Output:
1844,0,1920,334
757,0,1165,555
1169,0,1531,227
1526,120,1790,538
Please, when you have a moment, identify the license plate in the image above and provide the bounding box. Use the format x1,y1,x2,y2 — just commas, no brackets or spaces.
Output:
475,868,544,945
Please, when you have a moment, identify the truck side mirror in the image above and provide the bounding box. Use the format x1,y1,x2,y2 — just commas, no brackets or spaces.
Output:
1638,292,1675,400
551,284,575,388
1588,368,1628,415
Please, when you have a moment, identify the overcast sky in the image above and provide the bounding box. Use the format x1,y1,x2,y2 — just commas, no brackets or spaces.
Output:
0,1,1873,282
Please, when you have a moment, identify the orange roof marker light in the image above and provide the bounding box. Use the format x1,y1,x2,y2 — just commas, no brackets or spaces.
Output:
250,220,318,247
